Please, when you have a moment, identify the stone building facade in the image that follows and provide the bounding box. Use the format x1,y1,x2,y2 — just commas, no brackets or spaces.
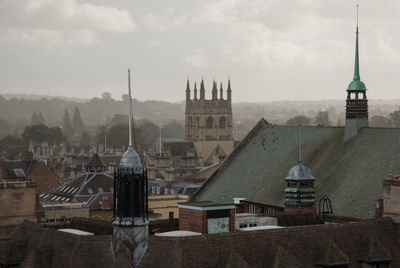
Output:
0,180,36,226
185,79,234,164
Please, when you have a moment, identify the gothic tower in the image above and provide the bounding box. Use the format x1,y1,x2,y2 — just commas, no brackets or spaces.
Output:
284,123,316,212
185,78,234,164
112,69,149,265
345,6,368,141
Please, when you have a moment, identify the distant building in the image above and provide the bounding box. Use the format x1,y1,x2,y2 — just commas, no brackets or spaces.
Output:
40,153,114,223
146,138,200,181
0,151,58,196
185,78,234,165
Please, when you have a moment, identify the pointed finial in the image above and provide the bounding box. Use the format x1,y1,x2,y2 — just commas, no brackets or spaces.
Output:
128,69,133,147
357,4,359,28
186,78,190,91
298,120,302,164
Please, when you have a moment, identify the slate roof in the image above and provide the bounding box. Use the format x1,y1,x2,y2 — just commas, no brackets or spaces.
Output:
139,218,400,267
0,159,40,180
86,153,105,168
193,119,400,219
40,172,113,208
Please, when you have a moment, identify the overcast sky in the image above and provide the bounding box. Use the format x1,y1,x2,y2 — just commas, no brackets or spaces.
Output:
0,0,399,102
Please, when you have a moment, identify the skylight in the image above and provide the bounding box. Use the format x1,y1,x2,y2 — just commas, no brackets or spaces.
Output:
13,168,25,178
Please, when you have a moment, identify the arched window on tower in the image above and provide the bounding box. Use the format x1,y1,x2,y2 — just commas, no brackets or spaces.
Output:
206,117,213,129
219,117,226,128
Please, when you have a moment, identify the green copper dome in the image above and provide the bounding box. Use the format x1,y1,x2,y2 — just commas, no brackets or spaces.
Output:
347,79,366,91
347,26,366,91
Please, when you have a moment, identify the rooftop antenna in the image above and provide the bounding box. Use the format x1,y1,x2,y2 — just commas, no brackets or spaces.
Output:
159,125,162,157
128,69,133,147
298,121,302,164
104,126,107,154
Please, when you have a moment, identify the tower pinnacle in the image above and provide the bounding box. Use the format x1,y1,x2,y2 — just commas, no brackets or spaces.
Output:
347,4,366,91
186,78,191,100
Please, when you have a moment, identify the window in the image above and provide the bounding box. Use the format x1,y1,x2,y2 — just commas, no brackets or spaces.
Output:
169,212,174,219
249,204,256,214
157,186,160,194
110,187,114,193
151,186,155,194
164,188,169,195
13,168,26,178
219,117,226,128
98,187,103,193
87,188,93,194
206,117,213,129
170,189,174,194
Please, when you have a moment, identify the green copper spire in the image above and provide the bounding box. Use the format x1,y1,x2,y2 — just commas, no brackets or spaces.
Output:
347,5,366,91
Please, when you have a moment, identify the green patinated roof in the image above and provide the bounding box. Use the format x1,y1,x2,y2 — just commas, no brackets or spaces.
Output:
347,26,366,91
194,119,400,219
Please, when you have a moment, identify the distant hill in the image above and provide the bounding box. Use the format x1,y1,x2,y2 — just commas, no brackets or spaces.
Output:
0,93,399,139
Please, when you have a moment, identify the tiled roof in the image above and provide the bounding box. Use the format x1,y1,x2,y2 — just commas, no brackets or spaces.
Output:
139,217,400,267
0,160,40,180
193,119,400,219
0,218,399,267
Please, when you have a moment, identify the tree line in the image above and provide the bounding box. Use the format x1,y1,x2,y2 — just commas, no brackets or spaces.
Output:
0,107,184,159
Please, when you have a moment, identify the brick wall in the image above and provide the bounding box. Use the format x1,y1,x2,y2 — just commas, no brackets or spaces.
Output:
229,208,235,232
179,208,207,234
179,208,235,234
27,161,58,196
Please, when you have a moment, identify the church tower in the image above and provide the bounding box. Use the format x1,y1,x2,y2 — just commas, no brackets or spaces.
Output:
185,78,234,164
112,69,148,265
284,123,316,212
345,5,368,141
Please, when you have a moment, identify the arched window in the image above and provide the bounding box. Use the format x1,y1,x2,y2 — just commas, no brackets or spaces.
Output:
219,117,226,128
196,117,200,127
206,117,213,129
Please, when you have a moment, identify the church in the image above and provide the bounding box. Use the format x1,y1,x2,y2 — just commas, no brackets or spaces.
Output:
185,78,234,165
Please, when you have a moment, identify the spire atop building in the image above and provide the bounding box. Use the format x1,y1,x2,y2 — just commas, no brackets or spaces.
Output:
200,77,205,100
347,4,366,91
227,78,232,100
344,4,369,141
186,78,191,100
194,82,198,100
212,79,218,100
298,121,302,164
219,82,224,100
120,69,142,173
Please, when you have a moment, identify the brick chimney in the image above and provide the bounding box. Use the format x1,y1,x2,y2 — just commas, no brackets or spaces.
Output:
23,151,33,162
